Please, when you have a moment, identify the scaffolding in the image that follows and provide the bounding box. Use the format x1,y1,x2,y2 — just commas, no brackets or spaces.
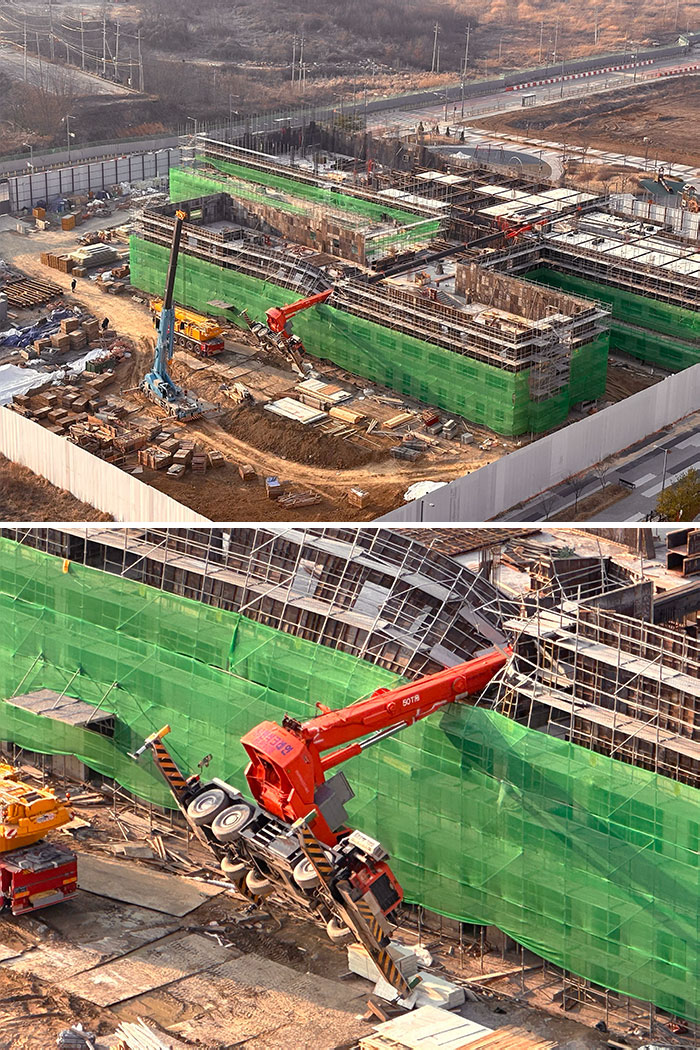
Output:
496,603,700,788
0,527,513,680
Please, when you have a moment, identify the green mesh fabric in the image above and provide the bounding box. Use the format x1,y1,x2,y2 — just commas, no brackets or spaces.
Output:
199,158,426,226
0,537,699,1021
528,268,700,370
0,538,699,1020
129,237,609,436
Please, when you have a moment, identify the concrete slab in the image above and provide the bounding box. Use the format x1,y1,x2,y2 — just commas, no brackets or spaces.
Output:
3,940,105,981
76,853,224,916
41,891,182,958
58,931,230,1007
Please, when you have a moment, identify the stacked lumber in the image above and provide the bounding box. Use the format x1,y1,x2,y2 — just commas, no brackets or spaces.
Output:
112,1017,188,1050
208,449,225,468
3,276,61,307
278,491,321,508
138,446,173,470
383,411,415,430
41,252,74,273
191,449,208,474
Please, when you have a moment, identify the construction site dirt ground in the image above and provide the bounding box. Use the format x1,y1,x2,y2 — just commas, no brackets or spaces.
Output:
471,76,700,170
0,215,653,522
0,760,646,1050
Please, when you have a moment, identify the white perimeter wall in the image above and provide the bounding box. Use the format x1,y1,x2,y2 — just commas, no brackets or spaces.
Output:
8,149,180,212
0,409,209,523
381,361,700,522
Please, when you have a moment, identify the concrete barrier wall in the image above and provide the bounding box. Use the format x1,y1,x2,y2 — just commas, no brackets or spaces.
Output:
8,149,180,212
381,361,700,522
0,409,209,523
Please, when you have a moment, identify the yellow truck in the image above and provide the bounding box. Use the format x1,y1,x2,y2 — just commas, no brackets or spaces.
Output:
150,299,225,356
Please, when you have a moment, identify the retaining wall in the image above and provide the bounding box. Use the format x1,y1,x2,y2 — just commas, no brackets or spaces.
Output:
0,408,207,522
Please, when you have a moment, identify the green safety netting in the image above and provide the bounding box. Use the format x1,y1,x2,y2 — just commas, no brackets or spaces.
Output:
528,268,700,371
170,168,443,257
0,538,699,1020
129,237,609,436
199,157,426,227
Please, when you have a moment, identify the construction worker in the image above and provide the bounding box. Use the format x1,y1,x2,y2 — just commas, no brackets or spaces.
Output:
70,278,77,293
101,316,110,331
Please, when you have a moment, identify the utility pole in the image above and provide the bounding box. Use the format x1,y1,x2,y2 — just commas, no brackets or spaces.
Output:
114,21,120,79
80,12,85,70
553,20,559,64
461,25,470,118
431,21,439,73
49,0,55,61
137,27,144,92
538,21,544,64
674,0,680,29
102,13,107,77
298,35,304,85
498,35,503,63
35,31,43,85
291,34,297,83
129,49,133,87
23,19,27,81
594,8,599,46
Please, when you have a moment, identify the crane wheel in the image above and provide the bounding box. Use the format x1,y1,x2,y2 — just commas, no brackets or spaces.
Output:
326,917,355,946
186,788,229,827
211,802,255,842
292,857,320,891
245,869,275,897
221,856,248,883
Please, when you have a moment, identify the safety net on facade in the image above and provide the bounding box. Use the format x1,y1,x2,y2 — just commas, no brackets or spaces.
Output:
529,268,700,371
0,538,698,1021
129,236,608,436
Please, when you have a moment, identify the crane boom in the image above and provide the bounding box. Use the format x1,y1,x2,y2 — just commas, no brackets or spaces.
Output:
131,649,508,998
241,648,508,845
141,209,203,421
265,288,333,334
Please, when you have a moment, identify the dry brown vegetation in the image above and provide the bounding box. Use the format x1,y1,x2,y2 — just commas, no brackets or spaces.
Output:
474,78,700,170
0,455,111,522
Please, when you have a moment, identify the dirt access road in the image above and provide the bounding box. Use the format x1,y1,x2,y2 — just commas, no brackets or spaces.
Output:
0,219,508,521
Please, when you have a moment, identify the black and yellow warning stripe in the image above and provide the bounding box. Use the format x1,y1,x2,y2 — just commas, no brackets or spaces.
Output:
299,824,334,883
374,945,412,998
353,896,388,948
151,740,189,798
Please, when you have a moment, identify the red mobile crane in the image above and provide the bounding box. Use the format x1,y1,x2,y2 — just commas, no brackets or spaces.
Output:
265,289,333,334
242,288,333,376
131,649,508,996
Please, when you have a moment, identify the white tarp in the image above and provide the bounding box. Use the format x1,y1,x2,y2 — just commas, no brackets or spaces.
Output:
0,364,50,405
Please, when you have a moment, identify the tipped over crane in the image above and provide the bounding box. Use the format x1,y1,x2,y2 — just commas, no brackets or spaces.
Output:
131,648,508,996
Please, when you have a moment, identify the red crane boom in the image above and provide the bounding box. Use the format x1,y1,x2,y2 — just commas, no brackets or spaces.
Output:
241,648,508,845
265,288,333,333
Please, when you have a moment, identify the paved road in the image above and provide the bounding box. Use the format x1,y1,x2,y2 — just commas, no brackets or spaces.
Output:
499,410,700,522
0,42,132,96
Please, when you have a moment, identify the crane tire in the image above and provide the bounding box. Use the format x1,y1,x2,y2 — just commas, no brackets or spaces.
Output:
326,917,355,946
186,788,229,827
212,802,255,842
246,869,275,897
292,857,320,891
221,856,248,883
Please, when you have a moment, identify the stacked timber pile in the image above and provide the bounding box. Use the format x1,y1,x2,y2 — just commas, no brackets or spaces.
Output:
2,275,61,308
41,251,75,274
112,1017,189,1049
361,1006,558,1050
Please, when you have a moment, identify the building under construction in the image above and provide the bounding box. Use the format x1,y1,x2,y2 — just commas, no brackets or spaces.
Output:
1,526,700,1034
129,141,612,436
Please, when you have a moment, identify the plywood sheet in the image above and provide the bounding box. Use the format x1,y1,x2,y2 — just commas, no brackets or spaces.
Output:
76,853,223,916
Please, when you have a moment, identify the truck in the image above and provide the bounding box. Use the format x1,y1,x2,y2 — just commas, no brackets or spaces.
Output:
0,762,78,915
150,300,226,357
131,648,508,997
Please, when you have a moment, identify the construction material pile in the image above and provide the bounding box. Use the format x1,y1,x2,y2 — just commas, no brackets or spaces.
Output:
137,435,225,477
0,307,81,351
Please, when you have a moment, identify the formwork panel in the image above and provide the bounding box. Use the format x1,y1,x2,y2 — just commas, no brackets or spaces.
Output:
129,237,607,436
529,267,700,370
0,539,700,1022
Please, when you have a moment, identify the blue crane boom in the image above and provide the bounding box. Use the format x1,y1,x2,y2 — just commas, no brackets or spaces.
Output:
141,209,203,421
